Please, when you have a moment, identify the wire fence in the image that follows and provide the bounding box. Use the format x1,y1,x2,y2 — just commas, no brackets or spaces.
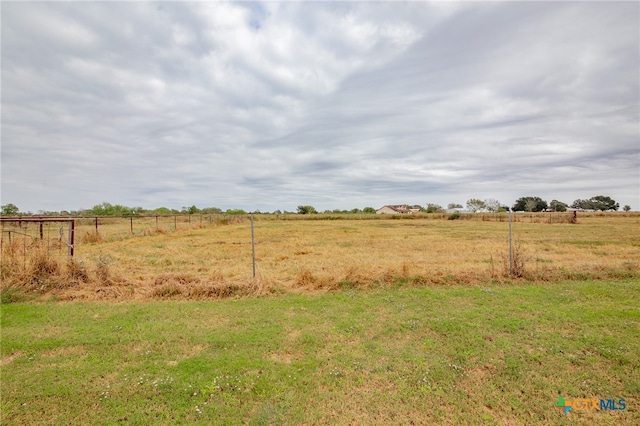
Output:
1,211,634,281
1,218,73,258
72,214,248,242
1,211,637,300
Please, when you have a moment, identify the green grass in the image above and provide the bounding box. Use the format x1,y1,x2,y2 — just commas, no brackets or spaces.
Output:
2,280,639,424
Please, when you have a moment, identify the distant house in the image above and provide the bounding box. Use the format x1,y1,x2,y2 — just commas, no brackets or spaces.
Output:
376,205,418,215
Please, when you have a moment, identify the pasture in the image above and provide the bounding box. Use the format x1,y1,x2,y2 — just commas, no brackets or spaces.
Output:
1,213,638,301
1,214,639,424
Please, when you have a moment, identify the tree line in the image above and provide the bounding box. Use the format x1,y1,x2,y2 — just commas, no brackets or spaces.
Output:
510,195,626,212
0,195,631,217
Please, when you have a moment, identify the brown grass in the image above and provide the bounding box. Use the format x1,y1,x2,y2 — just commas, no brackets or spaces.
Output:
81,230,102,243
1,213,638,301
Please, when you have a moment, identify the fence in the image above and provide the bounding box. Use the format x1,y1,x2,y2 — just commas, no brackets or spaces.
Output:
1,218,76,286
0,214,249,267
1,211,637,299
62,214,250,242
1,217,75,254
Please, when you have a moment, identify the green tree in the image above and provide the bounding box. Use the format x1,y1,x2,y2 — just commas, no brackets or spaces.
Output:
425,203,444,213
1,203,19,216
225,209,247,215
512,196,548,212
201,207,223,214
549,200,568,212
466,199,486,213
590,195,619,211
447,203,463,209
187,205,200,215
571,196,619,211
87,202,142,216
623,205,631,212
484,199,501,212
297,205,317,214
362,207,376,214
152,207,172,215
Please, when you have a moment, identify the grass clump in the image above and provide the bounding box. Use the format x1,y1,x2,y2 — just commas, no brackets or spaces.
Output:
81,231,102,243
447,211,461,220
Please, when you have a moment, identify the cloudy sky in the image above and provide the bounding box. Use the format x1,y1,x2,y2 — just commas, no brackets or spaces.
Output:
2,1,638,213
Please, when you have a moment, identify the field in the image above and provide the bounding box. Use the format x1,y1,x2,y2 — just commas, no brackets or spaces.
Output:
0,213,638,301
1,214,639,424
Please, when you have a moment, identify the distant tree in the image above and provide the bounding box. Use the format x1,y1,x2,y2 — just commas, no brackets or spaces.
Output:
466,199,486,213
1,203,19,216
571,196,619,211
225,209,247,215
447,203,463,210
362,207,376,214
425,203,444,213
512,196,548,212
549,200,568,212
87,202,141,216
590,195,619,211
297,205,317,214
570,199,590,210
201,207,223,214
153,207,172,215
623,205,631,212
350,208,362,214
484,199,501,212
187,205,200,215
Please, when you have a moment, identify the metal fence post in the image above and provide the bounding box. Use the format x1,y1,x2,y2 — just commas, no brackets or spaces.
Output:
508,209,513,276
68,220,75,257
251,214,256,278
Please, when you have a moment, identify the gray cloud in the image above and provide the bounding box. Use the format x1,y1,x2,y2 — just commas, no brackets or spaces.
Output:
1,1,638,213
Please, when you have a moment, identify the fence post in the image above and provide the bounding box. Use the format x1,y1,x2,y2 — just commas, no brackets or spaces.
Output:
95,217,99,233
40,222,44,239
508,209,513,276
251,214,256,278
130,216,133,235
68,220,75,257
174,215,177,231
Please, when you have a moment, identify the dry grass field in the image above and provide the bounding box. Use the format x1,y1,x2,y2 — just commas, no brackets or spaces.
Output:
1,213,638,301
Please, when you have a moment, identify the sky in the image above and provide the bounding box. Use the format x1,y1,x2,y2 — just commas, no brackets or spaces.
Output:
1,1,639,213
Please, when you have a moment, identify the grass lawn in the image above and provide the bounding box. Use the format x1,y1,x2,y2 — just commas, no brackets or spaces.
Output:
1,279,638,425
